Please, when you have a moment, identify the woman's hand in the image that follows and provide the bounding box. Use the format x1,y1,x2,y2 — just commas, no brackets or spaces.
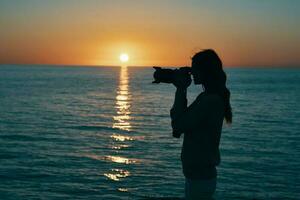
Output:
172,69,192,89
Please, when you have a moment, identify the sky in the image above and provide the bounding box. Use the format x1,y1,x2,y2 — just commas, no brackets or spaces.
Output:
0,0,299,67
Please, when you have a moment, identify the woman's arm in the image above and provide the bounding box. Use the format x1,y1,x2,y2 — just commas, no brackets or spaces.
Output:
169,69,193,138
170,88,188,138
170,92,210,138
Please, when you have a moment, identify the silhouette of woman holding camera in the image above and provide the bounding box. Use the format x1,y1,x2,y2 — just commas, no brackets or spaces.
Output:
170,49,232,199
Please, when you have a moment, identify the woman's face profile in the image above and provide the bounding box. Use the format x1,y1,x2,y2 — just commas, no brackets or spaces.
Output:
191,63,202,85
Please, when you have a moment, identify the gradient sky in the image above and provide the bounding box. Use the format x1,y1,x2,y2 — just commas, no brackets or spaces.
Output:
0,0,299,67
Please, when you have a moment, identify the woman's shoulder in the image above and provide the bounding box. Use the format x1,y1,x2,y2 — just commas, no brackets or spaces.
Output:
195,92,224,108
197,92,223,102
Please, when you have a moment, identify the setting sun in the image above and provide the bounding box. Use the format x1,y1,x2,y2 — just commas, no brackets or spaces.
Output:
119,53,129,63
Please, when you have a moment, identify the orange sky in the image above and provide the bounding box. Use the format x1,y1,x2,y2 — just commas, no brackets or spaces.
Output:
0,1,299,67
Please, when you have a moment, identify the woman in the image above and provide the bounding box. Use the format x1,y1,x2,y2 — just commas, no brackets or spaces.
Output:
170,49,232,199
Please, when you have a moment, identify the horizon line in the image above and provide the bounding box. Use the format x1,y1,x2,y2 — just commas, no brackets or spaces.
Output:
0,63,299,69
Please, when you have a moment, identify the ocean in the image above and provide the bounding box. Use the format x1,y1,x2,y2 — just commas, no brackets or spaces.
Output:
0,65,299,199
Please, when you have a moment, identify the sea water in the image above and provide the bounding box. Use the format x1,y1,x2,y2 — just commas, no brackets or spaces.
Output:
0,65,299,199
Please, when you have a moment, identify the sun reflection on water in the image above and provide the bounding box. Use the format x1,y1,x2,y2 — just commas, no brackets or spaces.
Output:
103,66,134,192
105,155,137,164
117,188,128,192
112,66,131,131
111,144,130,150
85,154,139,164
104,169,130,181
111,134,133,142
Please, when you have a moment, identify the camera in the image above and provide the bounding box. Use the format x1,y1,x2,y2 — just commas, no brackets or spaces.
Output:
152,66,191,84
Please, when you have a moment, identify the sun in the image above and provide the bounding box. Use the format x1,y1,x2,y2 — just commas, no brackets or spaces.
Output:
119,53,129,63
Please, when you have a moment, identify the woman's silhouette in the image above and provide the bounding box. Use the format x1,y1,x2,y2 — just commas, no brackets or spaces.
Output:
170,49,232,199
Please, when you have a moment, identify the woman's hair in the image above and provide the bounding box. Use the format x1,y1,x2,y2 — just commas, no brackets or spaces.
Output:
192,49,232,124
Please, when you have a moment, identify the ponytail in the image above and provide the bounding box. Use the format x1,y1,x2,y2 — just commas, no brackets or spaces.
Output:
223,87,232,124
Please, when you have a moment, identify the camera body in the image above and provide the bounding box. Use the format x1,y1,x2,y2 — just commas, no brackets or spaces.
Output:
152,66,191,84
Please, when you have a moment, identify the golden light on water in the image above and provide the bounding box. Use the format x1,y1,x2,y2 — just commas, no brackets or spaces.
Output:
104,169,130,181
85,154,138,165
111,144,130,150
110,134,145,142
112,66,131,131
105,155,137,164
104,66,135,192
111,134,133,142
118,188,128,192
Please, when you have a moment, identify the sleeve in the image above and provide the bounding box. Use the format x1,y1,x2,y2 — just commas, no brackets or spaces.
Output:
170,89,207,138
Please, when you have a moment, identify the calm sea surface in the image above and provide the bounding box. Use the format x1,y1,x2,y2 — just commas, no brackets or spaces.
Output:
0,65,299,199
